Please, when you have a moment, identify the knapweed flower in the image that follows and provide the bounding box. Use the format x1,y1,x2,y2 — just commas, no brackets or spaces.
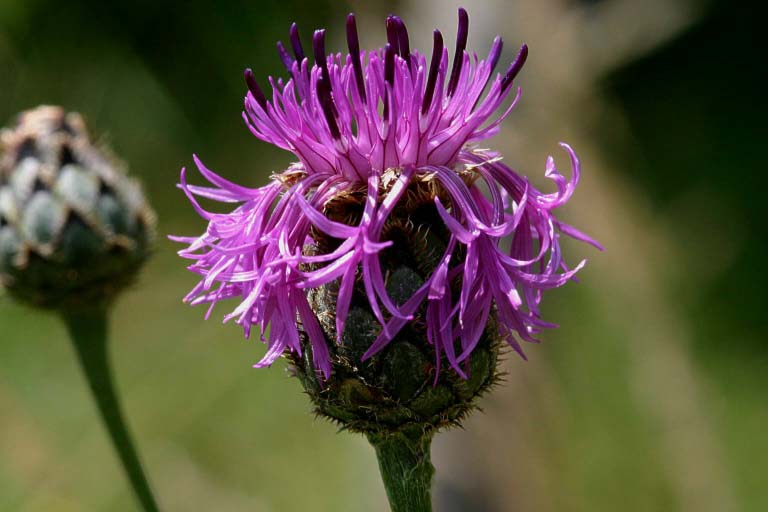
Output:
175,9,600,433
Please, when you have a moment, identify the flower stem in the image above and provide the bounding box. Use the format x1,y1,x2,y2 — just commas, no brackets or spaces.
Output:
62,307,160,512
368,429,435,512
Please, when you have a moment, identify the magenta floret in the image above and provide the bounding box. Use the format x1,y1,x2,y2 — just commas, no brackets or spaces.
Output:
173,9,602,379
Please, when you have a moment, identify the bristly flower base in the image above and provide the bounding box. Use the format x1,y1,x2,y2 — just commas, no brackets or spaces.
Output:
290,167,504,435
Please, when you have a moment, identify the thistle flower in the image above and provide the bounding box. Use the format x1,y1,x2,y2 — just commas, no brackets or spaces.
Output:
177,8,599,379
175,9,600,511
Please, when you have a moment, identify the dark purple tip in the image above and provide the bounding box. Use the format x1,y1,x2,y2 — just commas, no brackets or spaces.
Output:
501,44,528,92
384,43,395,85
276,41,295,72
383,43,394,121
487,36,503,77
422,29,444,115
317,77,341,139
313,29,338,119
312,29,330,82
346,13,367,101
472,36,503,110
447,7,469,97
244,68,268,111
394,16,412,71
386,16,400,56
289,23,305,63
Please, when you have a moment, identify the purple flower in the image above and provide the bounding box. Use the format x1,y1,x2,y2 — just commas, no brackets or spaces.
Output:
173,9,602,380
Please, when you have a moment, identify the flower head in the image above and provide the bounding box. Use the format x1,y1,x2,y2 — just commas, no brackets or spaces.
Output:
175,9,601,384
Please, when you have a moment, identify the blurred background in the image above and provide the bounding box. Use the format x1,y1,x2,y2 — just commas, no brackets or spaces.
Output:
1,0,765,510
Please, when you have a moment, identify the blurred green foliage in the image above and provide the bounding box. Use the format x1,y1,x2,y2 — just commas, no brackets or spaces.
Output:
606,2,768,352
603,3,768,507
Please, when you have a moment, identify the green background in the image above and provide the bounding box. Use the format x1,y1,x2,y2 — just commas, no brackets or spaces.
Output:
1,0,765,510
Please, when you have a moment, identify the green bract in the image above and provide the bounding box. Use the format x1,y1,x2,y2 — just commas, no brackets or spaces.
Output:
292,179,503,436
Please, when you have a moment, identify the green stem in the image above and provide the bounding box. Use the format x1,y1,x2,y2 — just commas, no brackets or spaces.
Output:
368,430,435,512
62,307,160,512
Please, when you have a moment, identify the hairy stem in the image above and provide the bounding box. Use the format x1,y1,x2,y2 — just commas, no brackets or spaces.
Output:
62,307,160,512
368,429,435,512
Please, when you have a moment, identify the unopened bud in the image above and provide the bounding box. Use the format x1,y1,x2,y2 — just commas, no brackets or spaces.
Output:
0,106,155,310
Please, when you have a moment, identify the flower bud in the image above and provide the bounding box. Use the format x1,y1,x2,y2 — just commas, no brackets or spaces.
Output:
0,106,155,310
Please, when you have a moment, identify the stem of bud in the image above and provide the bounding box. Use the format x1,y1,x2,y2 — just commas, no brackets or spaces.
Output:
62,307,160,512
368,429,435,512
